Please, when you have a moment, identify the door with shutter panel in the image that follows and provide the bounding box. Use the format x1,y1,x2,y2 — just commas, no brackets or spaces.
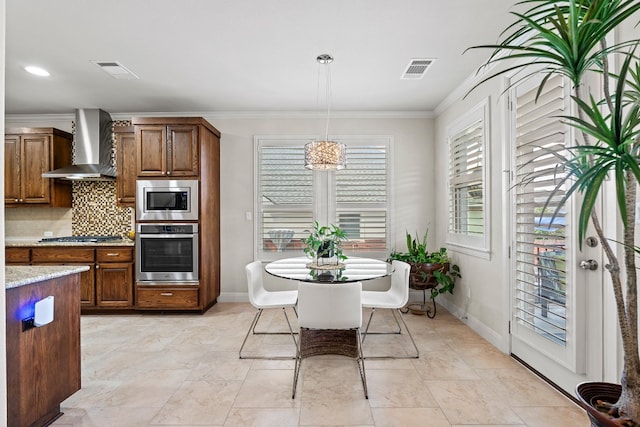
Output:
508,74,604,393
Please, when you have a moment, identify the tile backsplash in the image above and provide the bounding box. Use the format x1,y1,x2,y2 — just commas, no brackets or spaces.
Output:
72,181,133,236
4,182,133,240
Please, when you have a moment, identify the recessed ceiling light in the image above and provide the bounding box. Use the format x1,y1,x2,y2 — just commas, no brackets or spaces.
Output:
24,66,50,77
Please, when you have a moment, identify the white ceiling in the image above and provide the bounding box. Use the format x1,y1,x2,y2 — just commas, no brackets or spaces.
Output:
5,0,518,116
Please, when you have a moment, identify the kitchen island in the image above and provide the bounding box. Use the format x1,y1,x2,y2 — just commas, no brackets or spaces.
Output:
5,265,88,427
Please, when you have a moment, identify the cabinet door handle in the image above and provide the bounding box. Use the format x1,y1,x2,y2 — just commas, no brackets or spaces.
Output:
106,253,119,256
167,171,171,175
160,292,173,297
96,265,100,269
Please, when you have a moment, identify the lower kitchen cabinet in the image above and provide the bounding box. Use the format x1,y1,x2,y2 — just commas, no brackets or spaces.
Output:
136,286,199,309
96,248,134,308
6,247,30,264
6,245,135,311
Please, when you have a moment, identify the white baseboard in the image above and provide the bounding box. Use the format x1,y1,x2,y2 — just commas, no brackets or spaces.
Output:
218,292,249,303
437,297,509,354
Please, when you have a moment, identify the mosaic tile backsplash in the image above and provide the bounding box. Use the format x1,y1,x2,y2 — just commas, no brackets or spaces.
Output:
70,119,133,236
72,181,133,236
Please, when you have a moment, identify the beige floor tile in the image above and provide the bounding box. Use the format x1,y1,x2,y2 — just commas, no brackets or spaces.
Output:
47,304,589,427
299,397,374,425
452,342,519,369
234,369,300,408
52,406,166,427
224,408,300,427
476,367,574,407
151,380,241,425
371,407,451,427
427,380,524,425
512,405,589,427
366,369,438,408
412,351,481,381
189,351,252,381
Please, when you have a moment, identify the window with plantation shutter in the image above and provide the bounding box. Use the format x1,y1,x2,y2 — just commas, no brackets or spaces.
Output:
336,138,389,257
447,99,489,253
512,73,569,346
257,138,314,258
256,136,391,260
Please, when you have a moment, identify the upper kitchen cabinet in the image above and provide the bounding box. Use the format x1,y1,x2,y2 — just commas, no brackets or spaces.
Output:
4,128,73,207
133,118,202,177
114,126,136,206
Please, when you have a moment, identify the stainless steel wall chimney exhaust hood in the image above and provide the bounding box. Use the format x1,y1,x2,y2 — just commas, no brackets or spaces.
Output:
42,109,116,180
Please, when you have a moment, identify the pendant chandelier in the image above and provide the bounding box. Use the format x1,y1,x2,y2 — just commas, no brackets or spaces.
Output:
304,54,346,171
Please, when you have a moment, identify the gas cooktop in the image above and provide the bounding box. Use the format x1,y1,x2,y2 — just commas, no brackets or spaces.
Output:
39,235,121,243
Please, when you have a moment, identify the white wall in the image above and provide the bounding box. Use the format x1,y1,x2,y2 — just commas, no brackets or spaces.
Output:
202,115,435,300
4,114,436,300
433,76,509,351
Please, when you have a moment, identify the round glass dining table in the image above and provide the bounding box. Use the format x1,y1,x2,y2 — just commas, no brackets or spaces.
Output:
264,256,392,283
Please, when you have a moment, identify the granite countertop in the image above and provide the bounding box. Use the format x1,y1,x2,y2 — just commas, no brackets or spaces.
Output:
6,265,91,290
5,239,135,247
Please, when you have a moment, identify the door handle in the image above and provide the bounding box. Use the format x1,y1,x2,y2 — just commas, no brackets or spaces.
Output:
579,259,598,271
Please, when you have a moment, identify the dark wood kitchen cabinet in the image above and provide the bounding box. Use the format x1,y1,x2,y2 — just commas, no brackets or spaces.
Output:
115,125,137,207
5,247,30,264
6,270,81,427
96,248,134,308
132,116,221,312
136,285,199,309
30,247,97,306
4,128,73,207
134,121,199,177
7,245,135,311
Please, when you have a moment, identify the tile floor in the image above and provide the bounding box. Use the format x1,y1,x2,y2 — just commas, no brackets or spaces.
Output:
52,303,588,426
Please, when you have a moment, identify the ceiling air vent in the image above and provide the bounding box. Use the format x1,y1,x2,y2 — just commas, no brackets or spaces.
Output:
91,60,139,80
401,58,435,80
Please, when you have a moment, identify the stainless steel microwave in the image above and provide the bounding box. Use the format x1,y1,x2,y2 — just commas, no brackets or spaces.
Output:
136,180,199,221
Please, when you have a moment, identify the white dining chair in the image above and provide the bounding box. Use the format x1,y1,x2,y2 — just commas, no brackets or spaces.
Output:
292,281,368,399
239,260,298,359
361,260,419,358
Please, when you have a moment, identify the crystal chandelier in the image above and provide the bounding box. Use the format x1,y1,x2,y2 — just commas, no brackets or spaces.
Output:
304,54,346,170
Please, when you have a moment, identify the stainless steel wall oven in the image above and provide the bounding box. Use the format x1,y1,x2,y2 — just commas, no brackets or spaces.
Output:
136,223,199,283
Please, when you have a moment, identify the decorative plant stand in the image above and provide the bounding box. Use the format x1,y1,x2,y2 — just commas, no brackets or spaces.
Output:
403,282,438,318
401,262,449,318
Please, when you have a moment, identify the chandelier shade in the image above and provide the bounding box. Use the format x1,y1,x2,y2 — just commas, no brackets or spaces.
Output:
304,140,346,170
304,53,346,171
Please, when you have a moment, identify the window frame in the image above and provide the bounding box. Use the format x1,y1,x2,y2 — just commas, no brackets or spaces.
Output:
254,135,393,261
445,98,491,257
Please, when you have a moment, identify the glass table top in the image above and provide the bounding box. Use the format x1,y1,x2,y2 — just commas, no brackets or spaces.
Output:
264,256,392,283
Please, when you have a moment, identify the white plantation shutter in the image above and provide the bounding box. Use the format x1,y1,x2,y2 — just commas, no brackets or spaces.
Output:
256,136,391,260
336,141,389,255
513,74,569,345
258,141,313,257
447,99,489,251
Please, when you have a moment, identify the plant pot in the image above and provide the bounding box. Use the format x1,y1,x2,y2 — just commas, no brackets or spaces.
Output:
576,382,626,427
409,262,449,290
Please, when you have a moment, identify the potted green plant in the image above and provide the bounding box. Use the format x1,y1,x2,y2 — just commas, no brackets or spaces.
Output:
303,221,348,267
388,228,461,318
469,1,640,424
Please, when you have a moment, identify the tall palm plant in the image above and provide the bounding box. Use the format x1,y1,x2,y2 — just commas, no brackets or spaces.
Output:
469,0,640,422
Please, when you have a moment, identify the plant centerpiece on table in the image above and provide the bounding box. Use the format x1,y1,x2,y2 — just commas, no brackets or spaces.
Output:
388,228,461,318
303,221,348,268
468,0,640,424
